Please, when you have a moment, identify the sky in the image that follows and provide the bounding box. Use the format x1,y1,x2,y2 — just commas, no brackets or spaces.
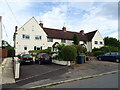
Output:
0,0,119,46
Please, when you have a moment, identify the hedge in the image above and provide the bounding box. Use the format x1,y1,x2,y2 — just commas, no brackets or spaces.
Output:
61,45,77,61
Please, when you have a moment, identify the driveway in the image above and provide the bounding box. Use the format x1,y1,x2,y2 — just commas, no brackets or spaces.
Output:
3,63,69,88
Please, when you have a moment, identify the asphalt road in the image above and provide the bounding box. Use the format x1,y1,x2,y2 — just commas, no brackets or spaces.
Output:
49,72,119,88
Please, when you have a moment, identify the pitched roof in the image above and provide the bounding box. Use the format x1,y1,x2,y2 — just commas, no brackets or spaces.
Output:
43,27,97,41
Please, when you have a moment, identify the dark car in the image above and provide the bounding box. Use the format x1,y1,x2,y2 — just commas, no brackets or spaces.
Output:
18,54,33,64
97,52,120,63
35,53,52,64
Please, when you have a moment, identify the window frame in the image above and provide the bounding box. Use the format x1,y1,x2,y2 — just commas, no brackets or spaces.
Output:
35,35,42,40
95,41,98,44
47,38,53,42
22,34,30,39
61,39,66,43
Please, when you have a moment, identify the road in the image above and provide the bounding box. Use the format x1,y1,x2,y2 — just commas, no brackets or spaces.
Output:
49,72,119,88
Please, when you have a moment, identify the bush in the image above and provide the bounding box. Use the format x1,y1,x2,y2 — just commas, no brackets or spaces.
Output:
93,51,105,56
72,45,87,55
55,43,65,60
61,46,77,61
29,48,52,56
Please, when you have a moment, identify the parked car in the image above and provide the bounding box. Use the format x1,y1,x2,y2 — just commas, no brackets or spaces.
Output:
18,54,33,64
35,53,52,64
97,52,120,63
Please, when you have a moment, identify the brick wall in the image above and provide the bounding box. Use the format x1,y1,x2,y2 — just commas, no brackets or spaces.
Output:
0,48,7,58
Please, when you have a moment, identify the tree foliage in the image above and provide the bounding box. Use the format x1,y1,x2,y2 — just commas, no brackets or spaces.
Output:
104,37,120,47
61,45,77,61
2,40,14,50
73,33,79,45
55,43,65,60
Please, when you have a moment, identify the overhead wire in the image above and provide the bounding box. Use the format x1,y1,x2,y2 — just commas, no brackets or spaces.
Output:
4,0,20,26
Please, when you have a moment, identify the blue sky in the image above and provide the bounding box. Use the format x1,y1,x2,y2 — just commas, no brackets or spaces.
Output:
0,0,119,46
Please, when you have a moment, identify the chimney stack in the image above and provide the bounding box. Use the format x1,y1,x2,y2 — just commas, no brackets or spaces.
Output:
80,30,84,35
62,26,66,32
15,26,18,32
39,21,43,28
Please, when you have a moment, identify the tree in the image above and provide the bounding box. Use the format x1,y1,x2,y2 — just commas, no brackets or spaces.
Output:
104,37,120,47
2,40,14,50
73,33,79,45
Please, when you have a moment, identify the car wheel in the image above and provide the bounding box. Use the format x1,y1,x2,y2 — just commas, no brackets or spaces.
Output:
98,57,102,61
38,61,41,65
116,59,120,63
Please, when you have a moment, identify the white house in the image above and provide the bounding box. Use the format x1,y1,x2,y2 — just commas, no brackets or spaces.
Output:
13,17,104,55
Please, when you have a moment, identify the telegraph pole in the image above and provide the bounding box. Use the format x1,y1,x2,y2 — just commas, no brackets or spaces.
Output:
0,16,2,48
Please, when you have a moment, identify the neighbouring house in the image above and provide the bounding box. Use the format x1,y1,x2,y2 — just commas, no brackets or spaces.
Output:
13,17,104,55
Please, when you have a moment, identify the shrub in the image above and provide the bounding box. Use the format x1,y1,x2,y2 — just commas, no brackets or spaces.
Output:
55,43,65,60
72,45,87,55
93,51,105,56
29,48,52,56
61,46,77,61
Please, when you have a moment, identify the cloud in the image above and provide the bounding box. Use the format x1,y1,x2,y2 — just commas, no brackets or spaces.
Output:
0,0,32,45
38,4,68,29
0,1,118,46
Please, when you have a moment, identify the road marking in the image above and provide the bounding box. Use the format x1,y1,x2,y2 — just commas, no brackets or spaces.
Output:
16,66,68,83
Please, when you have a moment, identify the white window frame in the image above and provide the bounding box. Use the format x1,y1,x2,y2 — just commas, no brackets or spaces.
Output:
35,35,42,40
47,38,53,42
22,34,30,39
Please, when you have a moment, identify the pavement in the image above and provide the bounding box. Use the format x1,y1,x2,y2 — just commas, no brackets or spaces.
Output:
1,57,119,89
0,58,15,85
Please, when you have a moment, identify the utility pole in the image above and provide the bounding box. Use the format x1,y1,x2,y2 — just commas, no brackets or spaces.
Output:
0,16,2,60
0,16,2,48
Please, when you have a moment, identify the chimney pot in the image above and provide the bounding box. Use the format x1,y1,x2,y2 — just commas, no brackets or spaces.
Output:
39,22,43,28
80,30,84,35
15,26,18,32
62,26,66,32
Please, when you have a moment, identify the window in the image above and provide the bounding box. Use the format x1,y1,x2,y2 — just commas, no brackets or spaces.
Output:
47,38,53,42
95,41,98,44
24,46,27,50
61,39,66,43
34,46,42,50
35,35,41,40
37,47,40,50
100,41,103,45
34,46,36,50
22,34,30,39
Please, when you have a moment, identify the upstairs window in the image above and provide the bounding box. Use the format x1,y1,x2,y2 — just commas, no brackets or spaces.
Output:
47,38,53,42
100,41,103,45
35,35,41,40
95,41,98,44
22,34,30,39
61,39,66,43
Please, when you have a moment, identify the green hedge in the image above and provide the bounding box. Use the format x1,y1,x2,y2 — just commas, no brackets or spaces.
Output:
93,51,105,56
29,48,52,56
61,45,77,61
92,45,120,56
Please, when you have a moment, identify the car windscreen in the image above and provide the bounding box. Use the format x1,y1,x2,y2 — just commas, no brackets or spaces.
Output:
43,54,50,58
22,54,32,58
